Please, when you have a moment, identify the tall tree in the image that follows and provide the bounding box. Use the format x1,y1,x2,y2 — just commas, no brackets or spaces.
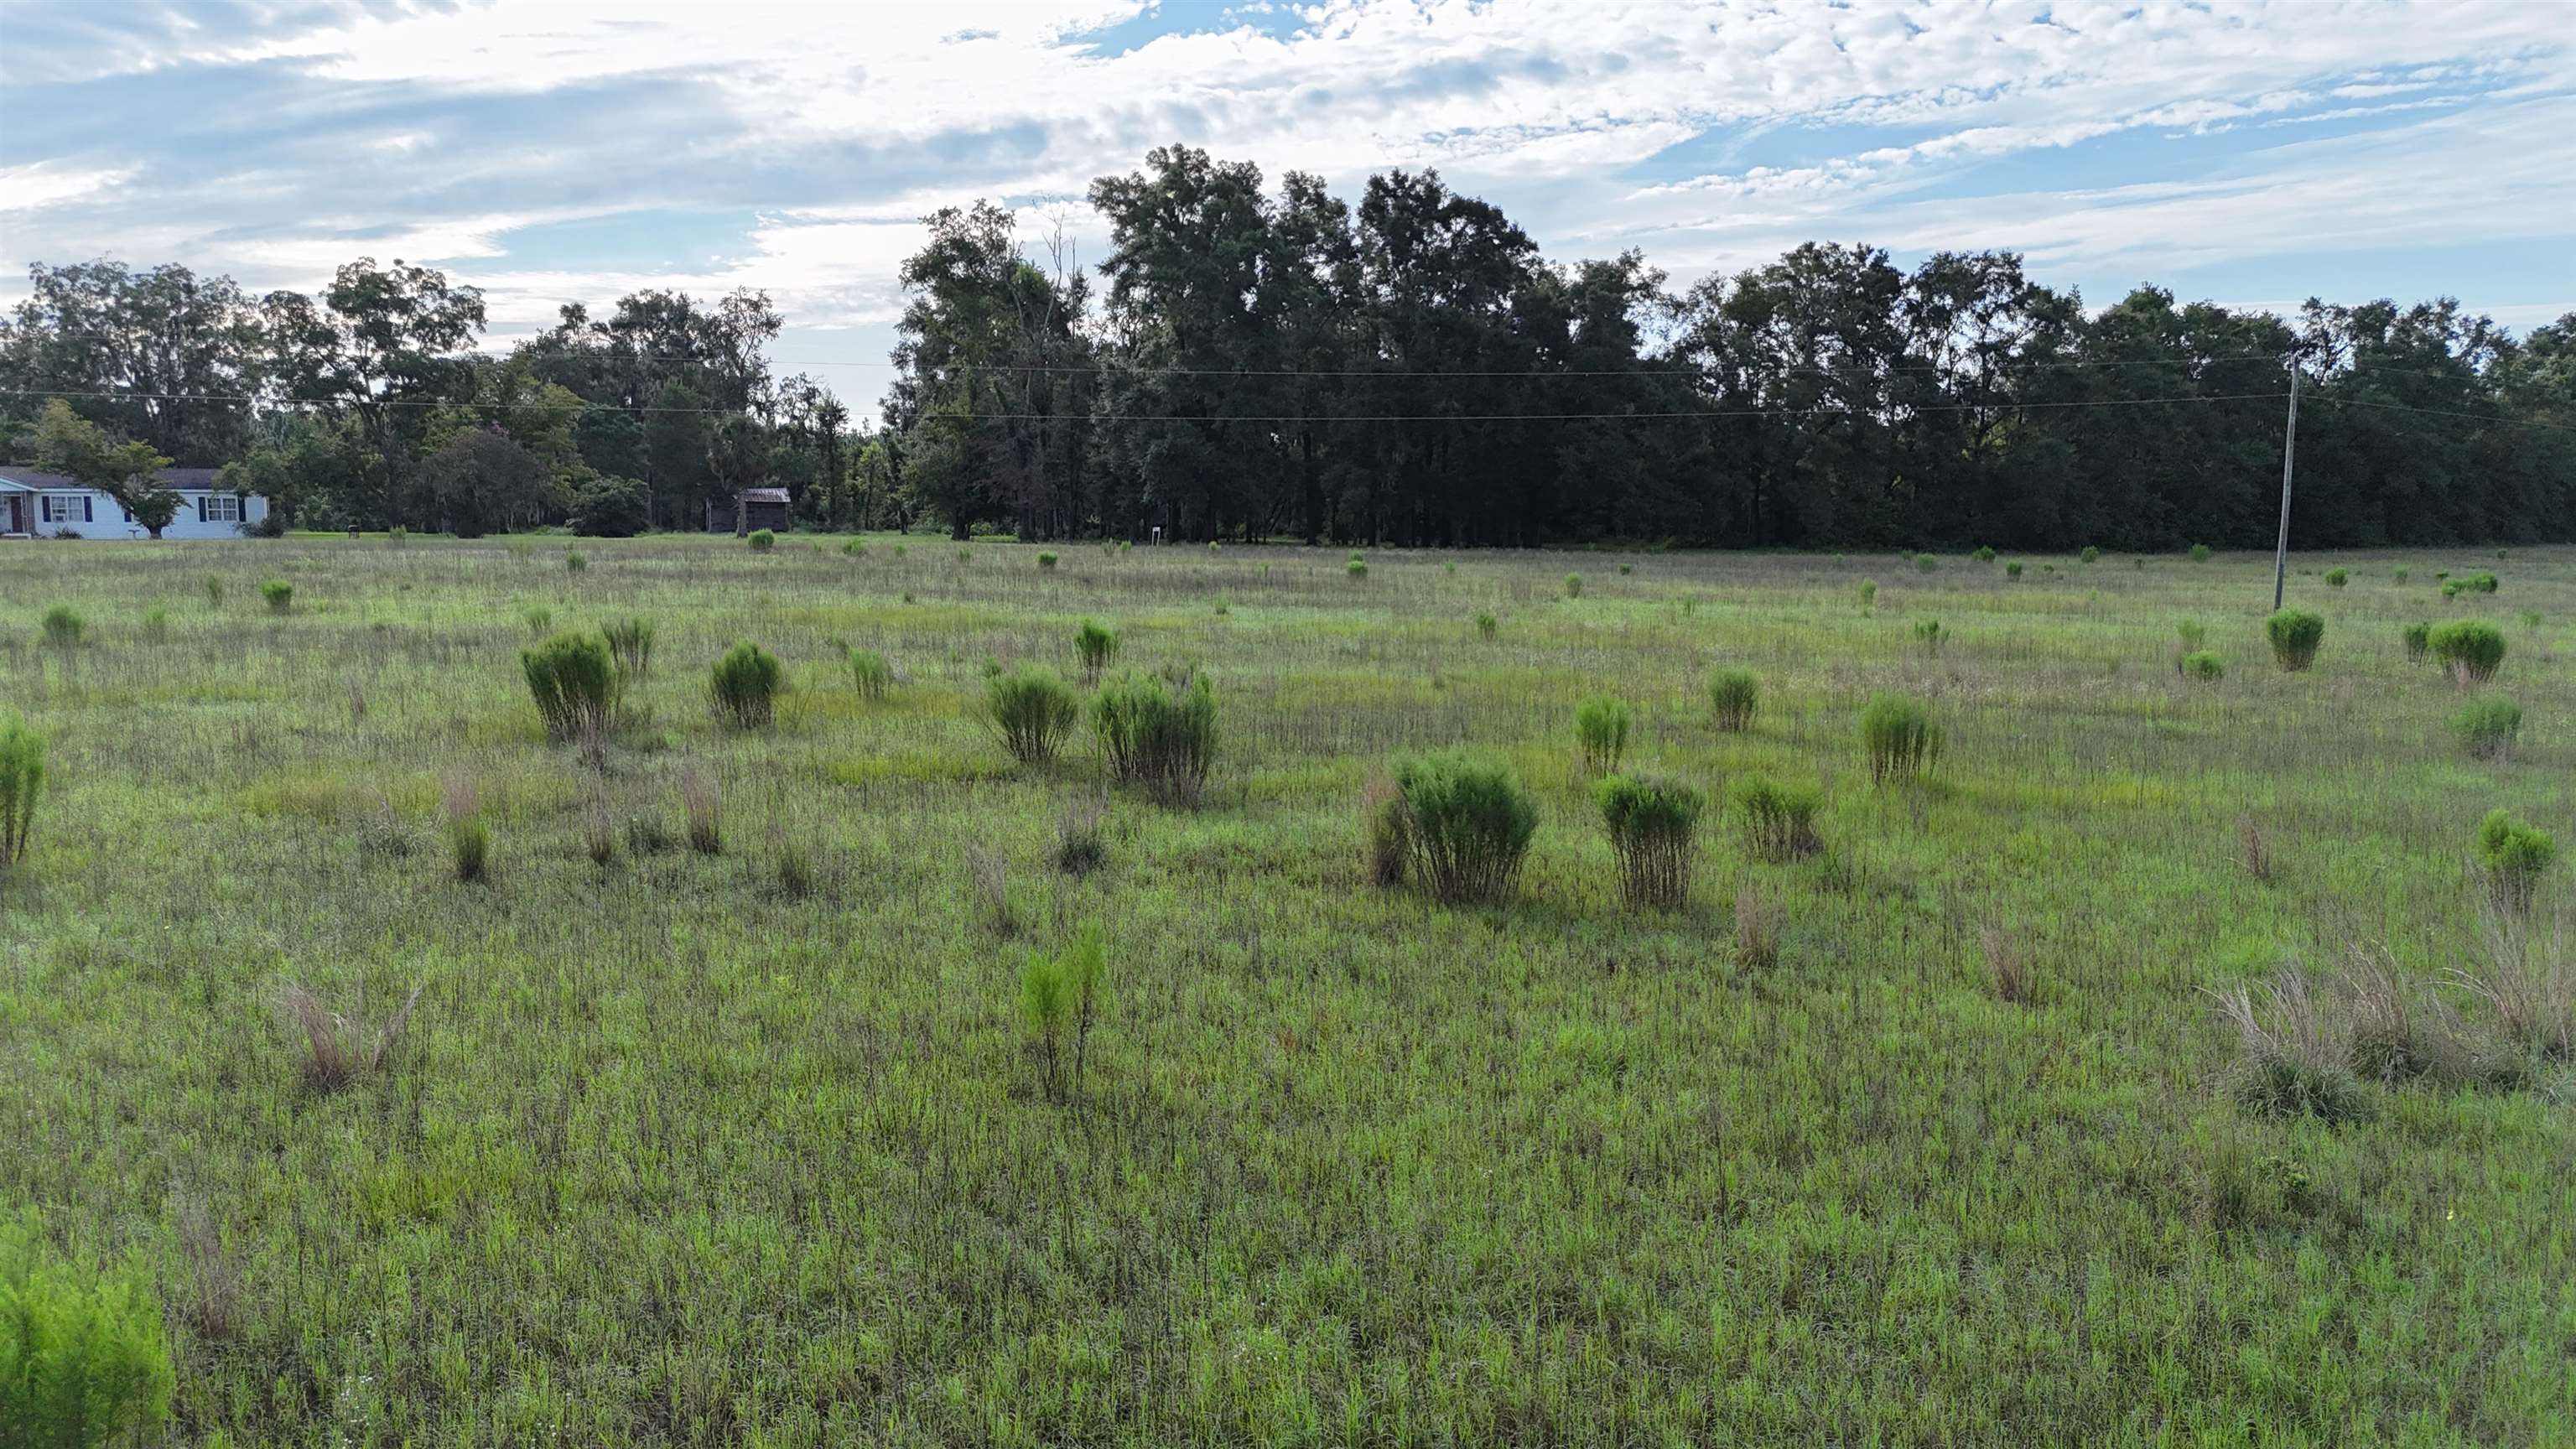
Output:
262,258,486,527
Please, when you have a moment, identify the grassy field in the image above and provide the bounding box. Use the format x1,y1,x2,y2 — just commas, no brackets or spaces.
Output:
4,532,2572,1446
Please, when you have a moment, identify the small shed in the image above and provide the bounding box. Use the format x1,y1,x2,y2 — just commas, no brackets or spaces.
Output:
707,487,791,533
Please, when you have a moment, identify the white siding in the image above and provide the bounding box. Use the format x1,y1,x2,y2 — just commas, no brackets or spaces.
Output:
23,489,269,539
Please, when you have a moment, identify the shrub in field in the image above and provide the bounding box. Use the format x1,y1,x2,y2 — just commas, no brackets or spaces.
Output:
1708,667,1758,732
1912,618,1945,655
2428,620,2506,684
1073,619,1119,683
985,665,1080,764
2079,545,2101,564
2005,560,2023,579
2521,609,2543,633
845,646,892,700
2394,568,2410,584
1972,544,1996,564
681,769,722,854
2441,571,2499,598
709,641,783,728
2177,619,2207,653
522,631,621,742
1857,579,1877,611
1474,610,1498,640
1618,563,1634,576
1563,572,1583,599
747,528,776,553
522,605,552,638
1860,693,1940,784
260,579,293,613
2189,543,2212,563
2206,972,2373,1126
1362,776,1410,886
1914,553,1938,574
564,549,589,574
2450,698,2521,759
2181,651,2225,683
280,980,424,1093
2401,621,2431,662
570,474,651,537
2265,609,2324,671
2478,808,2554,914
445,781,489,882
204,576,224,606
1732,772,1822,862
1020,923,1109,1102
0,716,44,869
39,605,83,647
2324,567,2348,588
1036,551,1058,570
1573,694,1633,773
1348,558,1368,579
0,1211,175,1447
1091,668,1218,803
1597,774,1703,908
1054,800,1107,876
1391,751,1538,905
1734,886,1783,969
604,616,654,677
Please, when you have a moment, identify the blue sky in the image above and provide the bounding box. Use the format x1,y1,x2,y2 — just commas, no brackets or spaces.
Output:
4,0,2571,413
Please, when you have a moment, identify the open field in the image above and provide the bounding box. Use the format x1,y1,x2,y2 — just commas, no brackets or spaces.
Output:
5,533,2573,1446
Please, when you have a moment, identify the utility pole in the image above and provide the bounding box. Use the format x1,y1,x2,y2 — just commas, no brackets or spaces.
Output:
2271,358,2301,611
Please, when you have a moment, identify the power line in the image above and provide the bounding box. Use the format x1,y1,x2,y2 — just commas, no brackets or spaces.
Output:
2298,392,2576,433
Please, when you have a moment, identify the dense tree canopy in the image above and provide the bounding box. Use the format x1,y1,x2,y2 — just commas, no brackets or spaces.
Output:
3,145,2569,546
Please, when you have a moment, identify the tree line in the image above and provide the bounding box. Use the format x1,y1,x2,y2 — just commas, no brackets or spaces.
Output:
4,143,2570,548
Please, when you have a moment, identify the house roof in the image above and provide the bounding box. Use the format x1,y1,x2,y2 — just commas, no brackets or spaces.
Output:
740,487,791,503
0,467,232,492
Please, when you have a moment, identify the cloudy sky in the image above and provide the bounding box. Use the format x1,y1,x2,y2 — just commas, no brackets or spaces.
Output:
3,0,2571,410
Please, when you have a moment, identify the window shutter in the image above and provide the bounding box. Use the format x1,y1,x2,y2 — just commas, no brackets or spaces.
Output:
81,496,93,522
195,496,206,522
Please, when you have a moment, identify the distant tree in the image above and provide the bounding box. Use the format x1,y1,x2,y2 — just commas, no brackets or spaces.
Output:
262,257,486,525
31,398,179,537
570,475,652,537
705,413,771,537
413,427,551,538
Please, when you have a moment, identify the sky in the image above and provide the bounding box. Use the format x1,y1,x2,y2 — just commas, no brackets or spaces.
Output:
3,0,2572,413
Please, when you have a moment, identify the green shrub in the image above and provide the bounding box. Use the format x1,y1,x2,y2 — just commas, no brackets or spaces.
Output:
1708,667,1758,732
2176,619,2207,653
2004,561,2023,580
602,617,654,678
1020,923,1109,1102
522,631,621,742
1348,558,1368,579
39,605,83,647
2324,567,2348,588
2265,609,2324,671
1073,620,1119,683
449,814,489,882
846,646,892,701
0,1210,175,1447
1860,693,1940,784
522,605,552,638
709,641,783,729
1563,573,1583,600
1597,774,1704,908
1362,776,1409,886
1914,553,1938,574
1474,610,1498,640
1857,579,1877,611
1732,772,1822,862
1618,562,1633,576
260,579,293,613
2209,974,2375,1127
564,548,587,574
2401,621,2431,662
747,528,776,553
2478,808,2554,913
1091,668,1218,804
1390,752,1538,905
2189,543,2212,563
1912,618,1945,655
140,607,168,641
1971,544,1996,564
570,474,652,537
1036,550,1058,569
2442,571,2498,598
1573,694,1633,773
2181,651,2225,683
2080,545,2101,564
2393,567,2410,584
2428,620,2506,683
2450,697,2521,759
985,665,1079,764
0,716,44,869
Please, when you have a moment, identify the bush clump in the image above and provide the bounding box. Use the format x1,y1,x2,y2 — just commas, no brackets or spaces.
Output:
2450,697,2521,759
260,579,294,613
2004,561,2023,579
2478,808,2555,914
0,715,44,870
2428,619,2506,684
1732,773,1822,862
601,616,654,678
0,1210,176,1447
1073,620,1119,683
39,605,83,648
570,475,652,537
1389,752,1538,905
1573,695,1633,773
1091,668,1218,804
2209,974,2375,1127
1912,618,1944,654
985,665,1079,764
747,528,776,553
522,631,621,742
1708,667,1758,732
2324,567,2349,588
2401,621,2431,662
2265,609,2324,671
845,646,892,701
2189,543,2212,563
709,641,784,729
2441,571,2498,599
1971,545,1997,564
1860,693,1940,784
1597,774,1703,909
2181,651,2225,683
1474,610,1498,640
1563,573,1583,600
1036,550,1058,570
2080,545,2101,564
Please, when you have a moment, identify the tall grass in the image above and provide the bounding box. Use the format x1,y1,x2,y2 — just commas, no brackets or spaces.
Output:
1860,693,1940,784
1573,694,1633,773
1597,774,1703,908
1391,751,1537,905
1091,668,1218,804
2266,608,2324,671
709,641,783,729
0,715,42,869
985,665,1080,765
522,631,621,743
1708,667,1758,732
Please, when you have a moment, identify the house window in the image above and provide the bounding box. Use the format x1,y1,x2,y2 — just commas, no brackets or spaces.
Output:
40,495,92,524
203,494,242,523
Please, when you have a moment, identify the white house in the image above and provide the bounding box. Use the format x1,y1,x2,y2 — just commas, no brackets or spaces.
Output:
0,467,269,539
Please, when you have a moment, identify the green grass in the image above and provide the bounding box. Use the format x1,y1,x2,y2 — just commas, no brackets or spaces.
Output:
3,534,2573,1445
